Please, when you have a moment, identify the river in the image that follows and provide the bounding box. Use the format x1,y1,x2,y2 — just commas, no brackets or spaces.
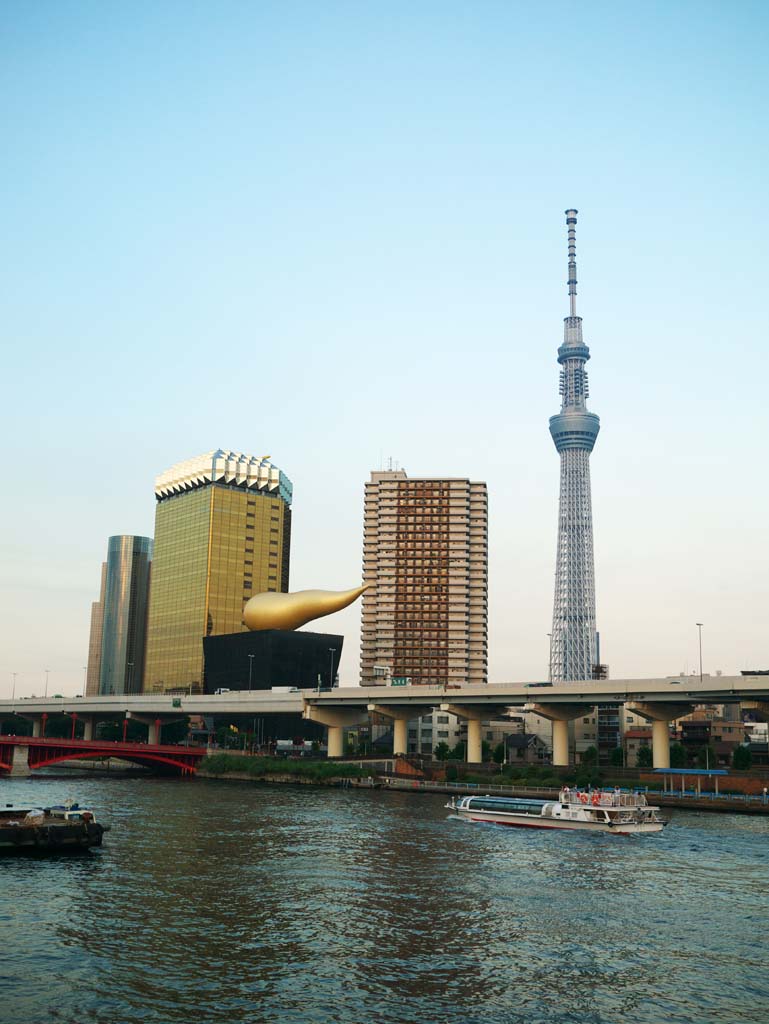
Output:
1,775,768,1024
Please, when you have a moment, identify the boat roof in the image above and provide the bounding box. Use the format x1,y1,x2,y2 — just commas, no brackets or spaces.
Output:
654,768,728,776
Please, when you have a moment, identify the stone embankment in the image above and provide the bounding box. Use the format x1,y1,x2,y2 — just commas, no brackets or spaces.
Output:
197,764,769,815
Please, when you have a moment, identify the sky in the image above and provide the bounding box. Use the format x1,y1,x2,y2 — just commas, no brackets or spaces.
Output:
2,1,768,697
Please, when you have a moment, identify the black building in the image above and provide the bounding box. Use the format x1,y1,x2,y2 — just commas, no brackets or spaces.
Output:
202,629,343,693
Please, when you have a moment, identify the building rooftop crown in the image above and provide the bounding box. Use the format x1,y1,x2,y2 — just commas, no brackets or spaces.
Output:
155,449,292,503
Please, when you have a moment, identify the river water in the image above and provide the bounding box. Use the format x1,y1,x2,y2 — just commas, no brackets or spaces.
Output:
1,775,768,1024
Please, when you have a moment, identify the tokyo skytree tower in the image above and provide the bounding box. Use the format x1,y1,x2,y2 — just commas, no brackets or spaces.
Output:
548,210,600,682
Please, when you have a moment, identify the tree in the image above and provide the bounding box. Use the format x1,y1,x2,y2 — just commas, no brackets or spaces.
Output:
98,719,148,742
493,742,506,765
45,716,84,739
481,740,492,762
670,742,687,768
449,741,465,760
693,744,718,770
581,746,598,766
732,745,752,770
161,719,190,744
1,717,32,737
434,741,451,761
609,747,624,767
636,745,653,769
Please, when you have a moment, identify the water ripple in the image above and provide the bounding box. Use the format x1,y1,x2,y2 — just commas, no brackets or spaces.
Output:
2,777,768,1023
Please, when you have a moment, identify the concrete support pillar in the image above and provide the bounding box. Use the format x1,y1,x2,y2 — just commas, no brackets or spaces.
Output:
552,719,569,767
327,726,344,758
303,705,369,758
367,705,413,756
631,702,693,771
466,719,482,765
31,717,42,738
529,704,586,767
147,719,161,745
82,716,94,741
440,704,495,764
393,718,408,756
652,719,671,769
10,745,31,777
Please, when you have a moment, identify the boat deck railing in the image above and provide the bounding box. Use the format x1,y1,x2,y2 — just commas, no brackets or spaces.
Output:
560,791,647,808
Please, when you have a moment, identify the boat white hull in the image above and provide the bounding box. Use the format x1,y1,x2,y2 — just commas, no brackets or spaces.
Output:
455,809,664,835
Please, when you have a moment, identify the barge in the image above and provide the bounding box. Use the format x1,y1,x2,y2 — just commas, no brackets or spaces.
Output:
0,803,109,854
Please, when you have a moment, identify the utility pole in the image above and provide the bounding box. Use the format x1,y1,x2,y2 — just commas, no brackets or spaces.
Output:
696,623,704,684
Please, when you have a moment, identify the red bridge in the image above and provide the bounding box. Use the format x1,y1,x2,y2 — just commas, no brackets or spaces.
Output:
0,736,207,777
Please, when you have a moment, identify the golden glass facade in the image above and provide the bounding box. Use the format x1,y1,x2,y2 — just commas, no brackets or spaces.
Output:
143,483,291,693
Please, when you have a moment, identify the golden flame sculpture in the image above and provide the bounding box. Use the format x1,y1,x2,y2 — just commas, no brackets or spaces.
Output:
243,585,369,632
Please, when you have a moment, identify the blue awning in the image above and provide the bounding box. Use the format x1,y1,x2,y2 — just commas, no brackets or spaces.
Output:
654,768,728,776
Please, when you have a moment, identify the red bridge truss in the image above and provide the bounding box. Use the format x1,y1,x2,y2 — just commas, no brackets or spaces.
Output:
0,736,206,776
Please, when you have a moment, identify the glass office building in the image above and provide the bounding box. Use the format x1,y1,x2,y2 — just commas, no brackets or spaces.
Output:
142,450,292,694
85,562,106,697
98,536,153,695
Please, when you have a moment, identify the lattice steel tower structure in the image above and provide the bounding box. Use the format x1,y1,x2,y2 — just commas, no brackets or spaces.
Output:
548,209,600,682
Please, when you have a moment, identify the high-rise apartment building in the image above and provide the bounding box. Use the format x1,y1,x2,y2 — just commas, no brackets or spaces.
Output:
96,536,153,695
143,450,292,693
360,470,487,687
85,562,107,697
549,210,601,682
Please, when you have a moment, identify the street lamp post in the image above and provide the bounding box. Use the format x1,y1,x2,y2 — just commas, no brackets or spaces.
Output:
329,648,336,689
12,672,17,700
44,669,50,697
547,634,553,683
82,666,87,695
248,654,254,692
127,662,134,694
696,623,704,684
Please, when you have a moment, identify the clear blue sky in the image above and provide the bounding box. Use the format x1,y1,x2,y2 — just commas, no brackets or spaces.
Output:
2,1,768,695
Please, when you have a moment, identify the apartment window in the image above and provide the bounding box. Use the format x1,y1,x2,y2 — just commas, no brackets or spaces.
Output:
437,730,449,738
436,715,449,723
269,575,276,581
583,718,590,724
244,572,252,578
243,582,252,590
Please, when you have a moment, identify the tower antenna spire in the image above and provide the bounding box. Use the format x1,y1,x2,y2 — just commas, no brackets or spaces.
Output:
549,208,600,685
566,208,578,317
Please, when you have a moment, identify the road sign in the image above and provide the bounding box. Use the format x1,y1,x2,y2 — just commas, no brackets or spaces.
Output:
390,677,411,686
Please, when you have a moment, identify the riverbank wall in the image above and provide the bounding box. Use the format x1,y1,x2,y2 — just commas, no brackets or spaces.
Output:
196,767,769,815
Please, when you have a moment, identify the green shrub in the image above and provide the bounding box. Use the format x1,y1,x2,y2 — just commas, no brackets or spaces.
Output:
636,745,653,769
198,754,368,782
732,745,752,770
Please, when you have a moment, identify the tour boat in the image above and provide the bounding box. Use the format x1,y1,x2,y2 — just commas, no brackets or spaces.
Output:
0,803,110,854
447,789,666,835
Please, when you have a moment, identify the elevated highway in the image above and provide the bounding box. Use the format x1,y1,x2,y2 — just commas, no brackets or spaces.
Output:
2,676,767,768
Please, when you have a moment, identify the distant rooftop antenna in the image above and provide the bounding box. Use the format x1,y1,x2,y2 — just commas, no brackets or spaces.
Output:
566,208,578,317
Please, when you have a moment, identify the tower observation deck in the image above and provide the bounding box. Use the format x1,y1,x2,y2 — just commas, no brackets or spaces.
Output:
548,210,600,682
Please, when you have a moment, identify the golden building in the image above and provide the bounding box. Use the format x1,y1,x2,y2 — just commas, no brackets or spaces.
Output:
142,450,292,693
361,469,488,687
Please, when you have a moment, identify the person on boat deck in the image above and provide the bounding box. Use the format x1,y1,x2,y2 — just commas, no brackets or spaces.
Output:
613,786,621,805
